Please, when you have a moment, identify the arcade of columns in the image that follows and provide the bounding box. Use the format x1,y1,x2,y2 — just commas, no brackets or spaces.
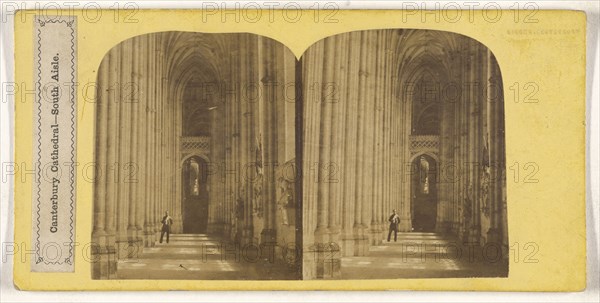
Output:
301,29,507,279
90,29,508,280
92,32,300,279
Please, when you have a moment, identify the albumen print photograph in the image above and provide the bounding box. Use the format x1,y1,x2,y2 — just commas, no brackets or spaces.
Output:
91,32,302,280
91,28,508,281
300,29,508,279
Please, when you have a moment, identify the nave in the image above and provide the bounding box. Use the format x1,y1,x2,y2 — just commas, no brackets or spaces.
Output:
91,31,301,279
301,29,508,279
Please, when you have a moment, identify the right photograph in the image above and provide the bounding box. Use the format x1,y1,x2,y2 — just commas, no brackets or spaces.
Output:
301,29,508,280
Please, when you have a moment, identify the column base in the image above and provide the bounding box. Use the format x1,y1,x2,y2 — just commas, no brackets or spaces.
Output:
243,226,254,245
127,225,137,238
207,222,227,235
91,245,117,280
312,226,329,244
451,221,460,235
143,232,155,247
135,225,144,238
143,224,155,247
327,226,341,243
468,226,481,244
153,223,161,243
340,232,355,257
155,230,163,245
379,222,388,243
92,232,117,280
259,228,277,263
115,234,144,260
369,222,382,245
302,251,316,279
436,221,453,234
174,212,184,234
353,224,369,256
399,216,412,232
459,224,469,242
306,241,341,279
486,227,502,245
207,222,218,234
224,223,232,240
260,228,277,245
171,224,182,234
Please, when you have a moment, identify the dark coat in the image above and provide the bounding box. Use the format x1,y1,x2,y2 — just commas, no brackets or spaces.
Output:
161,215,173,232
388,214,400,227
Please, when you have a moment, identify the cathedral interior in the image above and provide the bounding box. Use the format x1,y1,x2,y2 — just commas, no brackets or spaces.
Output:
91,32,301,280
91,29,508,280
301,29,508,279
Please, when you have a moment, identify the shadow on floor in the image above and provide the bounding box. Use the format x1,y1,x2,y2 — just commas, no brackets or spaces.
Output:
341,232,508,279
117,233,300,280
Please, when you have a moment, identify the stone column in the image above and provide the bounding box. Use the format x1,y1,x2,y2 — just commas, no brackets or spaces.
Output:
258,38,278,246
238,35,249,244
314,37,334,246
400,65,413,232
370,31,386,245
114,39,133,259
486,49,503,245
317,36,337,278
301,39,322,279
128,36,139,242
154,48,161,240
127,35,143,254
340,31,360,257
475,44,485,243
154,35,161,241
224,47,235,240
222,53,230,239
497,58,508,257
329,34,347,249
207,105,219,234
144,35,156,246
467,42,481,244
167,71,177,233
134,35,147,240
163,79,170,232
233,41,243,243
103,46,120,277
452,47,464,236
353,31,367,256
174,91,180,234
382,37,394,239
92,51,109,279
244,34,257,243
461,41,475,243
361,31,376,250
159,81,165,237
394,38,413,232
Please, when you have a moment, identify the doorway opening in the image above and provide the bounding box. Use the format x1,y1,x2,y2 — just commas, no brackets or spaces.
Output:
410,154,438,232
182,156,209,233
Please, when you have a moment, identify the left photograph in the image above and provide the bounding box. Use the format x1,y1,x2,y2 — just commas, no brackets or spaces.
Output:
91,32,301,280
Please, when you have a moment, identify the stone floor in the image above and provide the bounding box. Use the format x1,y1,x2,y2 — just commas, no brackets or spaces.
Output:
116,232,506,280
340,232,508,279
117,234,299,280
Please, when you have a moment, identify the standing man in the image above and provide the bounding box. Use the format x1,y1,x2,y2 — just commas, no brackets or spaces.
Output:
387,209,400,242
160,211,173,244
